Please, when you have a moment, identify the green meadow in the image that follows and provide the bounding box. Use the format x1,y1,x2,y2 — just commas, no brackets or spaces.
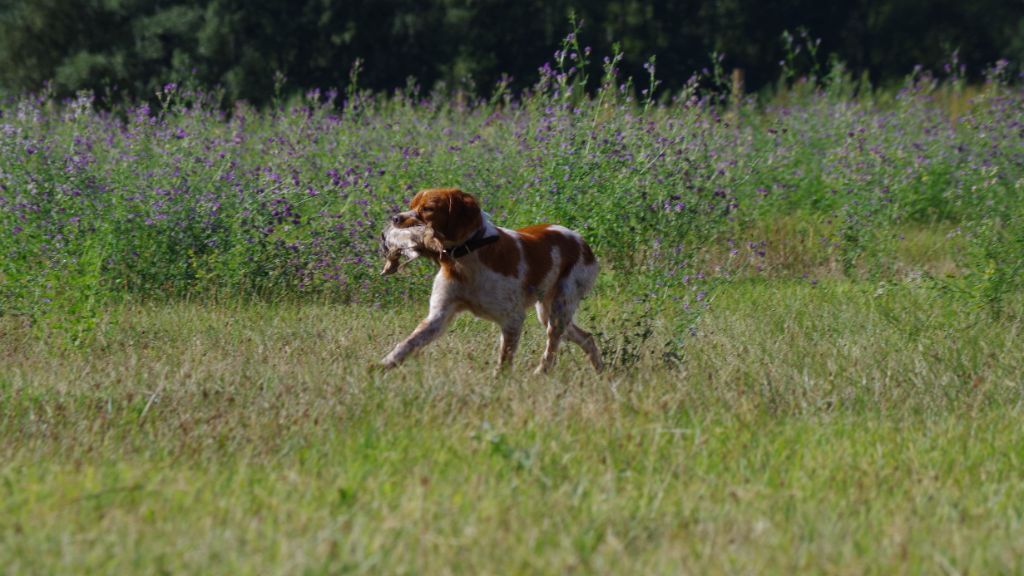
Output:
2,39,1023,573
2,279,1022,573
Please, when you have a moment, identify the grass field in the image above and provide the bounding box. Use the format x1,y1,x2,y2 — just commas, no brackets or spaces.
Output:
2,278,1022,574
2,38,1024,573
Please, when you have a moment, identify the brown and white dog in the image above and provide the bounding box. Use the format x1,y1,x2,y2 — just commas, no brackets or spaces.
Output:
380,188,603,374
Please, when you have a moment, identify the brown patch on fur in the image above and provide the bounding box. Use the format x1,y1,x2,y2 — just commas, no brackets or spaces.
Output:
581,242,596,265
516,225,583,297
440,260,464,282
553,232,582,282
517,225,554,295
477,230,521,278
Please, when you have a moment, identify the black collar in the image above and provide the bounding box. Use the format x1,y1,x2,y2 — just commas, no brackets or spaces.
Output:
448,227,499,258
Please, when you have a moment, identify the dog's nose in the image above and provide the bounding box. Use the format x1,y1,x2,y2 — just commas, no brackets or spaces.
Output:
391,213,403,225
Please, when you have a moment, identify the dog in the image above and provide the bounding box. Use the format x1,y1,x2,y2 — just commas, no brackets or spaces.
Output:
379,188,603,374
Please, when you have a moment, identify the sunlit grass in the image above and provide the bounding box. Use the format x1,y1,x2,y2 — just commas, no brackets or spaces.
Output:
1,281,1021,574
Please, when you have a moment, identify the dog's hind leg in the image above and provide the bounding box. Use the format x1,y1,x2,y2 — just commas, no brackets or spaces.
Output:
534,297,572,375
534,320,565,375
567,322,603,372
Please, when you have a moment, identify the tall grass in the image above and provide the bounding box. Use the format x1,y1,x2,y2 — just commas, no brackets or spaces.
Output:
1,43,1022,341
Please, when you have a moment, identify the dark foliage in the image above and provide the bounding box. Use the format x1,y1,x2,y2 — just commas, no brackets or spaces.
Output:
1,0,1022,104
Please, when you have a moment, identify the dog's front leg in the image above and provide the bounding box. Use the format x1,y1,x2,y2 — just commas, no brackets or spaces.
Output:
496,314,525,373
381,279,459,368
381,307,457,368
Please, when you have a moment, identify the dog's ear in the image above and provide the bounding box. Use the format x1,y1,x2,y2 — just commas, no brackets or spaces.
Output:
412,188,483,247
409,189,428,210
438,190,483,244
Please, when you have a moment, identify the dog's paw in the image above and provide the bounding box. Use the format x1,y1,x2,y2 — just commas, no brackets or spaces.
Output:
366,359,395,373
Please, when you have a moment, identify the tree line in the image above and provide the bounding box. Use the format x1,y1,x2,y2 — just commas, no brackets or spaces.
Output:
1,0,1022,105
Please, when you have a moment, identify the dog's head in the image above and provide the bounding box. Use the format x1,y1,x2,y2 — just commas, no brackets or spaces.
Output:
381,188,483,275
393,188,482,250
